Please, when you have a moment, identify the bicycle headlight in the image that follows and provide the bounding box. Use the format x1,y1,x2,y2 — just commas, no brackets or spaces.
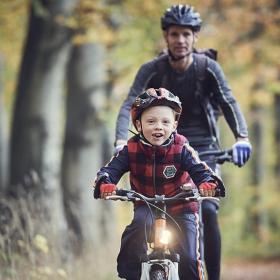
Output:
159,229,172,245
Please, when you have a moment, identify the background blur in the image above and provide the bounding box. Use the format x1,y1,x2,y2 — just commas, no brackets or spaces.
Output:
0,0,280,279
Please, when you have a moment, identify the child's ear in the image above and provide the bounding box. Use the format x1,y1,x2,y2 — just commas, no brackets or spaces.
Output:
135,120,142,132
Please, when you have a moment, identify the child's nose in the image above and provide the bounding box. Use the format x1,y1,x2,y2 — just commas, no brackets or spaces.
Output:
155,122,163,129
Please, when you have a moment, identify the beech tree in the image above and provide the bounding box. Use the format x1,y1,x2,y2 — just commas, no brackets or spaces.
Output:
0,56,9,191
9,0,79,257
62,42,113,255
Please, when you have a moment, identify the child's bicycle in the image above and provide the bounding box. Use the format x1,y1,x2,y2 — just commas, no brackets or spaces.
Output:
107,189,216,280
106,149,232,280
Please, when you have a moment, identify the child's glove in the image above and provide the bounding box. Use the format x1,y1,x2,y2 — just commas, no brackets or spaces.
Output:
100,183,117,199
198,182,217,197
232,139,252,167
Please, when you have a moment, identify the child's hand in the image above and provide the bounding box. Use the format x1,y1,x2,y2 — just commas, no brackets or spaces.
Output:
100,183,117,199
198,182,217,197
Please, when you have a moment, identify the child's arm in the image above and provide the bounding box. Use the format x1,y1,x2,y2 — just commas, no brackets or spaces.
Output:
93,146,130,198
181,142,225,197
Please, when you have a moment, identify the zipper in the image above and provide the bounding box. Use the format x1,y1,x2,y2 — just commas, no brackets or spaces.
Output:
152,148,156,195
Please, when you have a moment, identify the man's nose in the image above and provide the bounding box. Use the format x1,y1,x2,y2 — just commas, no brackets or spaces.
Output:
177,34,185,42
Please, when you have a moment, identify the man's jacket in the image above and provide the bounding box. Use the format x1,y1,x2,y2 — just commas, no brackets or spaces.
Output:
115,53,248,146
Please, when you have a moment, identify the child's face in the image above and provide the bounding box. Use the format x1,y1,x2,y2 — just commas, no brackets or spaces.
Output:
136,106,178,146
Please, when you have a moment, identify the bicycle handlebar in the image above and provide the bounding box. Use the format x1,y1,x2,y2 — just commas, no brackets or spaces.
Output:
105,189,219,204
198,149,233,164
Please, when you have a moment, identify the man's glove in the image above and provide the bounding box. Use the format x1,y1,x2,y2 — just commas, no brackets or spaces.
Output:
232,139,252,167
100,183,117,199
198,182,217,197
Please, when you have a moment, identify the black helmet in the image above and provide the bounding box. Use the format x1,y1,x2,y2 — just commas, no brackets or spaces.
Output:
131,88,182,129
161,4,202,32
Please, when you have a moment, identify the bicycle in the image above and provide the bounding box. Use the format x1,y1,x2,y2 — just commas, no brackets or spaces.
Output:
106,188,219,280
198,148,233,165
196,148,233,270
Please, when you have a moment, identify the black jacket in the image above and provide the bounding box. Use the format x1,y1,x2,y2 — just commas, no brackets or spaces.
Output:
115,53,248,146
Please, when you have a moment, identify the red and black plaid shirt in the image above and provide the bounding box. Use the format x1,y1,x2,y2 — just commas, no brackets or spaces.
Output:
95,133,223,214
127,134,199,213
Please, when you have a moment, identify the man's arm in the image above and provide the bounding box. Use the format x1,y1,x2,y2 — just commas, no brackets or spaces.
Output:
207,58,249,139
207,59,252,166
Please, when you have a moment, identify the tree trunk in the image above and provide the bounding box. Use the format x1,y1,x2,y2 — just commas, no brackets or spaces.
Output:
0,55,9,191
246,74,265,239
9,0,79,260
62,43,114,255
274,92,280,181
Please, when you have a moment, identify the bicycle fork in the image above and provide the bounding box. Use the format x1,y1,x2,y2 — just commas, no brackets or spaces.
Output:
140,205,180,280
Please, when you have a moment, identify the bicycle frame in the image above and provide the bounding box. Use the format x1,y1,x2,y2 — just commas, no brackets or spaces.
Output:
141,195,180,280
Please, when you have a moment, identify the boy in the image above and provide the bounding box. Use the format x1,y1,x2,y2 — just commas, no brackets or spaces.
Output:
93,88,225,280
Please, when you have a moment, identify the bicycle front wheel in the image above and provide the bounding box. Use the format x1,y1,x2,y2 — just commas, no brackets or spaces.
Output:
149,268,166,280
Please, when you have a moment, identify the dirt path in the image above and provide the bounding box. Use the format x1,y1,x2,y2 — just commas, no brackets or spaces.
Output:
221,261,280,280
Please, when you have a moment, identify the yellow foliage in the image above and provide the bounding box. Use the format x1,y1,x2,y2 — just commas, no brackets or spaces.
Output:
33,234,49,254
57,268,67,278
37,266,53,276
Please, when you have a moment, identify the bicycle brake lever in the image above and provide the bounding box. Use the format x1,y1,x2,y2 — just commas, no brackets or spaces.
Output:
216,155,232,164
105,195,128,201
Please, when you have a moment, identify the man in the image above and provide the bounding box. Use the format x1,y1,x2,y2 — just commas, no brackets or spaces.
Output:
114,4,252,280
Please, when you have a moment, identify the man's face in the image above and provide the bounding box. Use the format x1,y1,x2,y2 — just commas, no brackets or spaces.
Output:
164,25,197,59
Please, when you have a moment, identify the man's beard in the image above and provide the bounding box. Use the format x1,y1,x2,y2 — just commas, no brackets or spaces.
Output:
168,49,192,61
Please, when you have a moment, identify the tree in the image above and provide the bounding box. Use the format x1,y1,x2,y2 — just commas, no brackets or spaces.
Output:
0,55,9,191
62,42,113,255
9,0,79,259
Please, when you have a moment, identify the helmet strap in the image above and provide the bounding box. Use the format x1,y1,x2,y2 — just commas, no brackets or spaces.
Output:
140,132,175,147
168,49,188,61
168,49,193,64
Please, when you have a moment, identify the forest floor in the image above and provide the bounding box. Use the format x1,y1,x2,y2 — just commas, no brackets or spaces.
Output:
220,260,280,280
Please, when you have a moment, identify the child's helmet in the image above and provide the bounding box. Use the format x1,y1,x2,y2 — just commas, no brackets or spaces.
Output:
161,4,202,32
131,88,182,129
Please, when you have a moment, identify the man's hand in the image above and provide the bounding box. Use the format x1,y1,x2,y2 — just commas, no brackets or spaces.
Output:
198,182,217,197
100,183,117,199
232,138,252,167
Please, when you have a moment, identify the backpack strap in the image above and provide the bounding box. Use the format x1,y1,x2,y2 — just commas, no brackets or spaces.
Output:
193,48,218,61
153,54,170,88
194,54,220,146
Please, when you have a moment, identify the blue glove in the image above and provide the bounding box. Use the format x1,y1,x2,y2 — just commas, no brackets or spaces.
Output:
232,140,252,167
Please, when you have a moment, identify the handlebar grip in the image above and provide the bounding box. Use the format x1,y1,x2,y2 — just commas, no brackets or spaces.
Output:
115,189,130,196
